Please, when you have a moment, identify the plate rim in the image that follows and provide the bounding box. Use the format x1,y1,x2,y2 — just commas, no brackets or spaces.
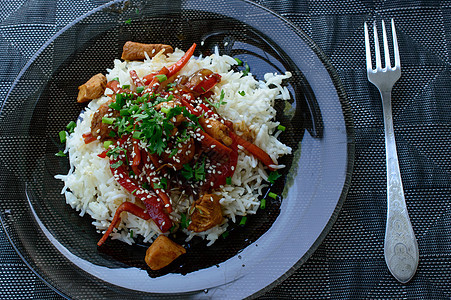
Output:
0,0,355,298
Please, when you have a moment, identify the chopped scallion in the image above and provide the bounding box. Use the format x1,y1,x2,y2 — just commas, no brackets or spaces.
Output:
108,130,116,138
238,91,245,96
66,121,76,133
102,117,115,124
260,198,266,209
155,74,167,82
277,124,286,131
242,62,250,76
55,150,66,157
111,77,119,82
122,84,130,89
160,106,170,114
226,176,232,185
59,131,66,143
234,58,243,66
239,216,247,226
103,141,113,149
136,86,145,93
108,102,121,111
222,231,230,239
125,18,131,24
268,192,277,199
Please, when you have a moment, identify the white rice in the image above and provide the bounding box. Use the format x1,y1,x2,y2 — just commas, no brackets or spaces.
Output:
56,47,292,246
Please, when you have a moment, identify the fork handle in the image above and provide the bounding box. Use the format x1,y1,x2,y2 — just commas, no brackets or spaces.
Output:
380,90,419,283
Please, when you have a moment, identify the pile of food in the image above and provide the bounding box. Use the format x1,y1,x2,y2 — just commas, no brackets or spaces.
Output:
55,41,292,270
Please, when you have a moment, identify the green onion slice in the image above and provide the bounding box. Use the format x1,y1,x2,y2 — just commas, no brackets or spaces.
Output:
260,198,266,209
102,117,115,125
155,74,167,82
103,141,113,149
59,131,66,143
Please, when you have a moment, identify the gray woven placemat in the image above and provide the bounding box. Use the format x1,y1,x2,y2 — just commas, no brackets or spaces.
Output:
1,0,450,298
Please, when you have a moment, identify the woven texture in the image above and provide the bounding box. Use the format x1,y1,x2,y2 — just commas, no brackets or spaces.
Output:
0,0,450,299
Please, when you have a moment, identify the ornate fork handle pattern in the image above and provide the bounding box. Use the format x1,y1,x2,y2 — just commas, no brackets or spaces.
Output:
381,90,419,283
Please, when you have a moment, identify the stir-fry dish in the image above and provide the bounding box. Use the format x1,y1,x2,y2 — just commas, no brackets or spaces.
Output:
56,42,292,270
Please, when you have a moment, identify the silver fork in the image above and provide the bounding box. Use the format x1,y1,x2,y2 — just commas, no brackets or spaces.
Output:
364,19,419,283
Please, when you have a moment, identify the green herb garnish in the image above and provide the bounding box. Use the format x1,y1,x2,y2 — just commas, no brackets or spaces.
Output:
58,131,66,143
102,117,115,125
103,140,113,149
66,121,76,133
267,171,282,184
155,74,167,82
260,198,266,209
55,150,66,157
242,62,250,76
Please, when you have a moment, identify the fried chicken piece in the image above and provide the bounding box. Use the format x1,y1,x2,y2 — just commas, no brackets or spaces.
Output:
121,42,173,61
77,73,107,103
91,99,119,141
188,194,223,232
145,235,186,270
199,117,233,146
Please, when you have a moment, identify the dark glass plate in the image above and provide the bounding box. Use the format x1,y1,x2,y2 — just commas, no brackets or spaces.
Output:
0,0,354,298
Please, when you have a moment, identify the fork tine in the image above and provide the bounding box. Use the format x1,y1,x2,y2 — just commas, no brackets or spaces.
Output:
364,22,372,71
382,20,391,69
391,19,401,68
373,22,382,70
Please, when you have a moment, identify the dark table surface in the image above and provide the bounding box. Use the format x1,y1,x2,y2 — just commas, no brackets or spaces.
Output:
1,0,451,298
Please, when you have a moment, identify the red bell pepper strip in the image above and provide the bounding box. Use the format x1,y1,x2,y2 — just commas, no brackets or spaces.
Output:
180,98,201,116
106,80,127,96
131,141,141,176
82,132,97,144
142,72,158,85
141,151,173,213
229,132,276,171
97,202,150,246
196,128,232,156
212,134,238,189
129,70,145,87
108,157,172,234
98,150,108,158
188,73,221,95
167,43,196,78
199,104,215,118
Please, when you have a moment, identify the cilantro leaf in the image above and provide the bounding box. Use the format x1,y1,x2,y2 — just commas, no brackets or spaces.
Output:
267,171,282,183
